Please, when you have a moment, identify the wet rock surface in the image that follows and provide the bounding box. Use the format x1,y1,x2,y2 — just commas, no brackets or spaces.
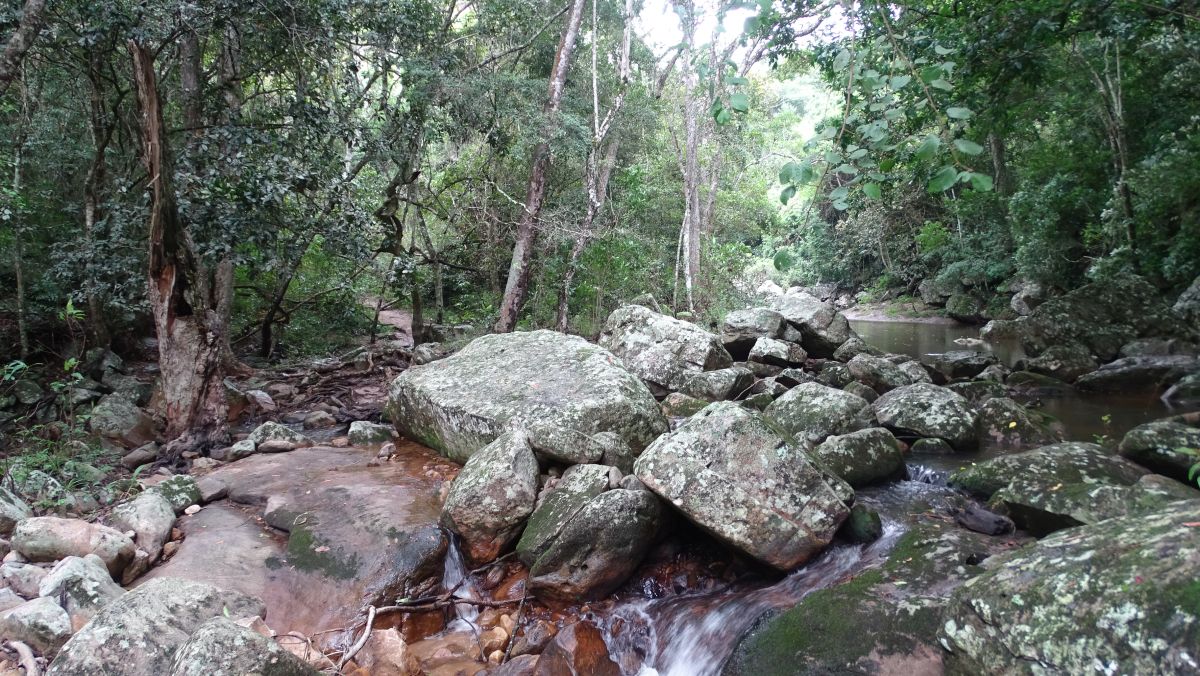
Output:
600,305,733,393
873,383,977,450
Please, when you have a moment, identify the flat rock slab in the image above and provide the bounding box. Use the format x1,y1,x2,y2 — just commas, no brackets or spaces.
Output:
142,444,451,640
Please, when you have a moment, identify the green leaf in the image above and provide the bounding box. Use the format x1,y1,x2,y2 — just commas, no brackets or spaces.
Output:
915,136,940,162
729,92,750,113
889,75,911,89
920,66,942,83
934,45,954,55
927,166,959,193
824,151,843,164
968,173,994,191
832,200,849,211
953,139,984,155
715,107,732,125
930,79,954,91
773,249,797,271
946,106,972,119
830,186,850,201
848,148,868,160
879,158,897,172
833,49,852,72
780,185,797,205
835,164,858,176
779,162,800,184
726,75,749,86
863,182,882,200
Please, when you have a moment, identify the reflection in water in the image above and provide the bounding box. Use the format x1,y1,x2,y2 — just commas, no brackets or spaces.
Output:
849,319,1200,442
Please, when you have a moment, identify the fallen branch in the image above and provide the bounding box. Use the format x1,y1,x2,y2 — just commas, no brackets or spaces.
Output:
375,597,520,613
6,640,39,676
336,605,376,671
501,588,529,664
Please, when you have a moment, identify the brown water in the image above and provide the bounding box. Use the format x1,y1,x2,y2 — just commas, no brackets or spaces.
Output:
849,318,1199,442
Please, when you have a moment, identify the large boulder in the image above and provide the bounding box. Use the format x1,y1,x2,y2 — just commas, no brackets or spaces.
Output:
440,431,539,566
48,578,267,675
975,397,1063,450
720,308,786,359
927,350,997,379
846,354,911,393
1020,273,1194,361
729,522,1028,676
12,517,136,577
940,500,1200,675
1173,274,1200,326
947,442,1195,535
809,428,905,487
599,305,733,393
748,337,806,368
770,290,853,357
634,402,851,570
1118,420,1200,484
386,330,667,463
88,393,157,449
945,293,984,323
1075,355,1200,393
517,464,611,567
1021,342,1098,383
764,382,874,445
872,383,977,450
169,616,317,676
526,488,661,601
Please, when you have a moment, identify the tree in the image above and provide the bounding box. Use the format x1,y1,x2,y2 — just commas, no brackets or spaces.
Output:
495,0,590,332
129,40,228,458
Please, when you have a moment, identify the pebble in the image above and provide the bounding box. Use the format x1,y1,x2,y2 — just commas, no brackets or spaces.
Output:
183,505,201,516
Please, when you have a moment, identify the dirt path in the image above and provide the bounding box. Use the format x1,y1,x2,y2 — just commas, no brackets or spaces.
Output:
364,298,414,347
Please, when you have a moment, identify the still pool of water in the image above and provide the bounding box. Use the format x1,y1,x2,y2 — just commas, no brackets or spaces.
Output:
849,318,1200,443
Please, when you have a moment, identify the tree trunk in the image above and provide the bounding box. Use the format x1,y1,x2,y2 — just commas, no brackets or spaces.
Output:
83,51,112,347
129,40,227,458
11,135,28,360
494,0,589,332
0,0,47,98
987,134,1011,197
677,0,701,313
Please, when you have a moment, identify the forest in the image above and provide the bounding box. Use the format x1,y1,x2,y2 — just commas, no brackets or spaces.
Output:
0,0,1199,674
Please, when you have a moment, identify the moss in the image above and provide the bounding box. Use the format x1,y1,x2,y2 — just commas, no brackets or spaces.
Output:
284,522,361,580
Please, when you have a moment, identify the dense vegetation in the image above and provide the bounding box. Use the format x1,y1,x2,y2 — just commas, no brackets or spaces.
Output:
2,0,1198,449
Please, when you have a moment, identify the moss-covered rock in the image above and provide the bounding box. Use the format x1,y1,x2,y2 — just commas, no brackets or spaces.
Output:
928,350,997,379
939,500,1200,675
1118,420,1200,483
770,290,853,358
170,616,317,675
846,354,912,393
727,522,1025,676
764,382,874,445
516,464,610,567
810,427,905,487
635,402,851,570
975,396,1063,451
1022,342,1098,383
679,366,755,402
873,383,977,450
441,431,539,566
1075,355,1200,394
720,308,786,360
948,442,1190,535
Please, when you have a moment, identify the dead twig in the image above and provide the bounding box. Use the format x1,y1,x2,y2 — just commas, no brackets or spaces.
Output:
335,604,376,671
501,588,529,664
5,640,39,676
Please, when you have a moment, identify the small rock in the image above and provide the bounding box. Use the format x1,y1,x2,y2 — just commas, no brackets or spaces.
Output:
954,503,1015,536
38,555,123,631
0,486,33,536
244,389,277,413
183,505,201,516
149,475,202,514
353,626,420,675
532,620,619,676
1,561,47,597
348,421,395,446
0,587,24,612
121,442,160,470
196,477,228,503
108,490,176,561
302,410,337,429
840,504,883,543
247,421,313,453
169,616,318,676
191,457,221,471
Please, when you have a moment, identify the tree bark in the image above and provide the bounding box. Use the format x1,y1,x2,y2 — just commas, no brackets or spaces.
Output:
678,0,701,313
987,133,1011,197
129,40,228,458
0,0,47,99
494,0,588,332
83,51,112,347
